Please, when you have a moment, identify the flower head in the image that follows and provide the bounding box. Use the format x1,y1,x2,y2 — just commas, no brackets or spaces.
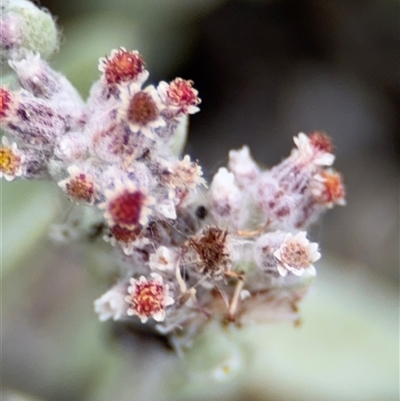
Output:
158,78,201,115
274,232,320,277
311,169,346,208
309,131,333,154
125,274,174,323
99,48,148,86
293,132,335,166
188,226,231,280
0,136,24,181
164,155,206,191
120,84,165,138
99,180,155,229
58,165,99,205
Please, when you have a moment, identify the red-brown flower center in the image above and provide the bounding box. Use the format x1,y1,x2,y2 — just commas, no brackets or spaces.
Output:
104,50,145,85
309,131,333,153
110,225,141,243
320,171,345,204
108,190,146,227
65,174,96,203
131,281,164,317
167,79,199,107
128,92,158,126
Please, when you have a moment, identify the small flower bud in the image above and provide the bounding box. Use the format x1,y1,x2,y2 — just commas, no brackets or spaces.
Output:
149,246,177,272
5,0,59,59
209,167,246,229
254,231,286,274
228,146,260,187
4,91,66,148
90,122,146,164
94,282,129,321
292,132,335,166
10,52,86,130
0,12,23,54
162,155,206,204
54,131,89,163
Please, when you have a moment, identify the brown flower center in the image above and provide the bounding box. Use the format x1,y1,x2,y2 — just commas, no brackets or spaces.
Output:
168,79,199,107
309,131,333,153
104,50,145,85
281,242,310,269
128,92,159,126
320,171,345,204
110,225,141,244
65,174,96,203
108,190,146,227
130,281,164,317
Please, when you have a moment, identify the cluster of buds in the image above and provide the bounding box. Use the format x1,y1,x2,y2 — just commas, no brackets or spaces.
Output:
1,0,345,353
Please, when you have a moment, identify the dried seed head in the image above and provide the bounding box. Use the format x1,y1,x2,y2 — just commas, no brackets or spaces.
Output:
189,226,231,279
58,166,99,205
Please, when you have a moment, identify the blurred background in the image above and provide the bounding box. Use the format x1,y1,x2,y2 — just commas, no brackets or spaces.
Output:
2,0,399,400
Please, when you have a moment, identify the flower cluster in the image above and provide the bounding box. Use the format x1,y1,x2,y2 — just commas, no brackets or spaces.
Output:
1,0,345,353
